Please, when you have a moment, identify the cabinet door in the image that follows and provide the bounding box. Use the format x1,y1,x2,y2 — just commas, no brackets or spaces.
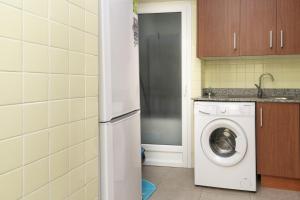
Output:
277,0,300,54
240,0,277,56
257,103,300,179
197,0,240,58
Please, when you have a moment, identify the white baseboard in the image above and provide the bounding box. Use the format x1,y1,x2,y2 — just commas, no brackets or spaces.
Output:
142,144,186,168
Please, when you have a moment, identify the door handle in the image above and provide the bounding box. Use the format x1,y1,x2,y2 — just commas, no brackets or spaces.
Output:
260,107,263,127
269,31,273,49
280,30,284,48
233,32,237,50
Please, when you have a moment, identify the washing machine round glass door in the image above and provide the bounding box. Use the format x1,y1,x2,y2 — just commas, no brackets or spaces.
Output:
201,119,248,167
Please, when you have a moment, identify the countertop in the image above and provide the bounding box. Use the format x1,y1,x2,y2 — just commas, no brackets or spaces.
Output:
193,96,300,103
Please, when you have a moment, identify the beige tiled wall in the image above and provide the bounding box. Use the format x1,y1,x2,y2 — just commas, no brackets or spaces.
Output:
202,56,300,89
0,0,99,199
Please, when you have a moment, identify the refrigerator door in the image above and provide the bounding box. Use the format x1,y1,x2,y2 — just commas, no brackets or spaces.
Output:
99,0,140,122
100,111,142,200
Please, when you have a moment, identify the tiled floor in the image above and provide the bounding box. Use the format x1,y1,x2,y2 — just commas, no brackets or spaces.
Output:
142,166,300,200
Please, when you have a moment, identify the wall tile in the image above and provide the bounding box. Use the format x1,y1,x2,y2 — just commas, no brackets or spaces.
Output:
50,48,69,74
51,22,69,49
0,38,22,71
70,75,85,98
69,143,84,169
0,137,22,174
24,73,48,102
85,11,98,35
85,158,98,183
69,166,85,194
70,4,84,30
50,174,69,200
85,33,98,55
0,4,22,39
0,1,99,198
69,28,84,52
86,97,98,118
0,0,22,8
0,105,22,140
23,158,49,195
23,102,48,133
0,72,22,105
49,100,69,127
23,42,49,73
85,0,98,15
50,0,68,25
85,117,97,140
85,178,98,200
70,98,85,121
85,137,97,162
23,0,48,18
203,57,300,88
0,169,22,199
22,184,49,200
69,188,85,200
49,124,69,154
69,51,85,74
50,149,69,180
24,130,49,164
49,74,69,100
86,76,98,96
23,13,48,45
69,120,85,146
69,0,84,8
85,54,98,75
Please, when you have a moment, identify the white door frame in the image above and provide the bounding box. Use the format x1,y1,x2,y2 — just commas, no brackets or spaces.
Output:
139,1,192,168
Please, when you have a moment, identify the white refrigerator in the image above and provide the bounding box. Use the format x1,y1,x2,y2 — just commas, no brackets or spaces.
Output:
99,0,141,200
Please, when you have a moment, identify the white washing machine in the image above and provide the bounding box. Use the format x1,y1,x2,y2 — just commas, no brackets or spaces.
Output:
194,101,256,192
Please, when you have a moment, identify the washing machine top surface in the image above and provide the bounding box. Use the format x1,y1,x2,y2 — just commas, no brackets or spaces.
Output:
195,102,255,117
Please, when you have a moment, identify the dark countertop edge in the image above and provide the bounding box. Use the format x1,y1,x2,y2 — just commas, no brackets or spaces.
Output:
192,97,300,103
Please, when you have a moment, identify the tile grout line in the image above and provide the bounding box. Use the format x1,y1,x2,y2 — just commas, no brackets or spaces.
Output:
47,0,52,199
21,0,25,197
67,0,72,198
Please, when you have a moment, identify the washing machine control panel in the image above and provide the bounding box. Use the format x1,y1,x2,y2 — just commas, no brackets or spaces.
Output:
196,102,255,116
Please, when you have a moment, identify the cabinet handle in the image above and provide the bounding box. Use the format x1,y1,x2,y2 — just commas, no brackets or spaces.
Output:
233,32,237,50
269,31,273,49
280,30,284,48
260,107,263,127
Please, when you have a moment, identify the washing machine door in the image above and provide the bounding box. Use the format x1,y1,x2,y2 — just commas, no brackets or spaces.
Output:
201,119,248,167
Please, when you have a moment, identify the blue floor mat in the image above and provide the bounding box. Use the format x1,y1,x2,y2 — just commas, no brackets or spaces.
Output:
142,179,156,200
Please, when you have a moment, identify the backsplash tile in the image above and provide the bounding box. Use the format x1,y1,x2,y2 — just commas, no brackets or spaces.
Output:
202,56,300,88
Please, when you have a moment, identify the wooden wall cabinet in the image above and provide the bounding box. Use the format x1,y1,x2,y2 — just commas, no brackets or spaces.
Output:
277,0,300,55
197,0,240,57
240,0,277,56
197,0,300,58
256,103,300,187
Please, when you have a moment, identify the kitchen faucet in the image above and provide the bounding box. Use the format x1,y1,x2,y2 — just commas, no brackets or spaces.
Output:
254,73,275,98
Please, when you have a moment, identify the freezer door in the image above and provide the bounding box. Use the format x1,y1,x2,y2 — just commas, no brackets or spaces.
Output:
99,0,140,122
100,111,142,200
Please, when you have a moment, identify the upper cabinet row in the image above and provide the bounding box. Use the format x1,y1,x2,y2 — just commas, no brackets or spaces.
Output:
197,0,300,58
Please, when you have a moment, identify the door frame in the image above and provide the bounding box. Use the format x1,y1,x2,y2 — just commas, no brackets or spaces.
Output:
139,1,192,168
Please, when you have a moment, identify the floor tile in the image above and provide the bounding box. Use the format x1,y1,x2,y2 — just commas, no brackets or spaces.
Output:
143,166,300,200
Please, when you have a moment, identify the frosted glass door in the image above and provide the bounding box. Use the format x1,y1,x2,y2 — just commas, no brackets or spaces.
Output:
139,13,182,146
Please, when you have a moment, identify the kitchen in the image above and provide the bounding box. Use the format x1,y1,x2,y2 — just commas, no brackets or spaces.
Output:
0,0,300,200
